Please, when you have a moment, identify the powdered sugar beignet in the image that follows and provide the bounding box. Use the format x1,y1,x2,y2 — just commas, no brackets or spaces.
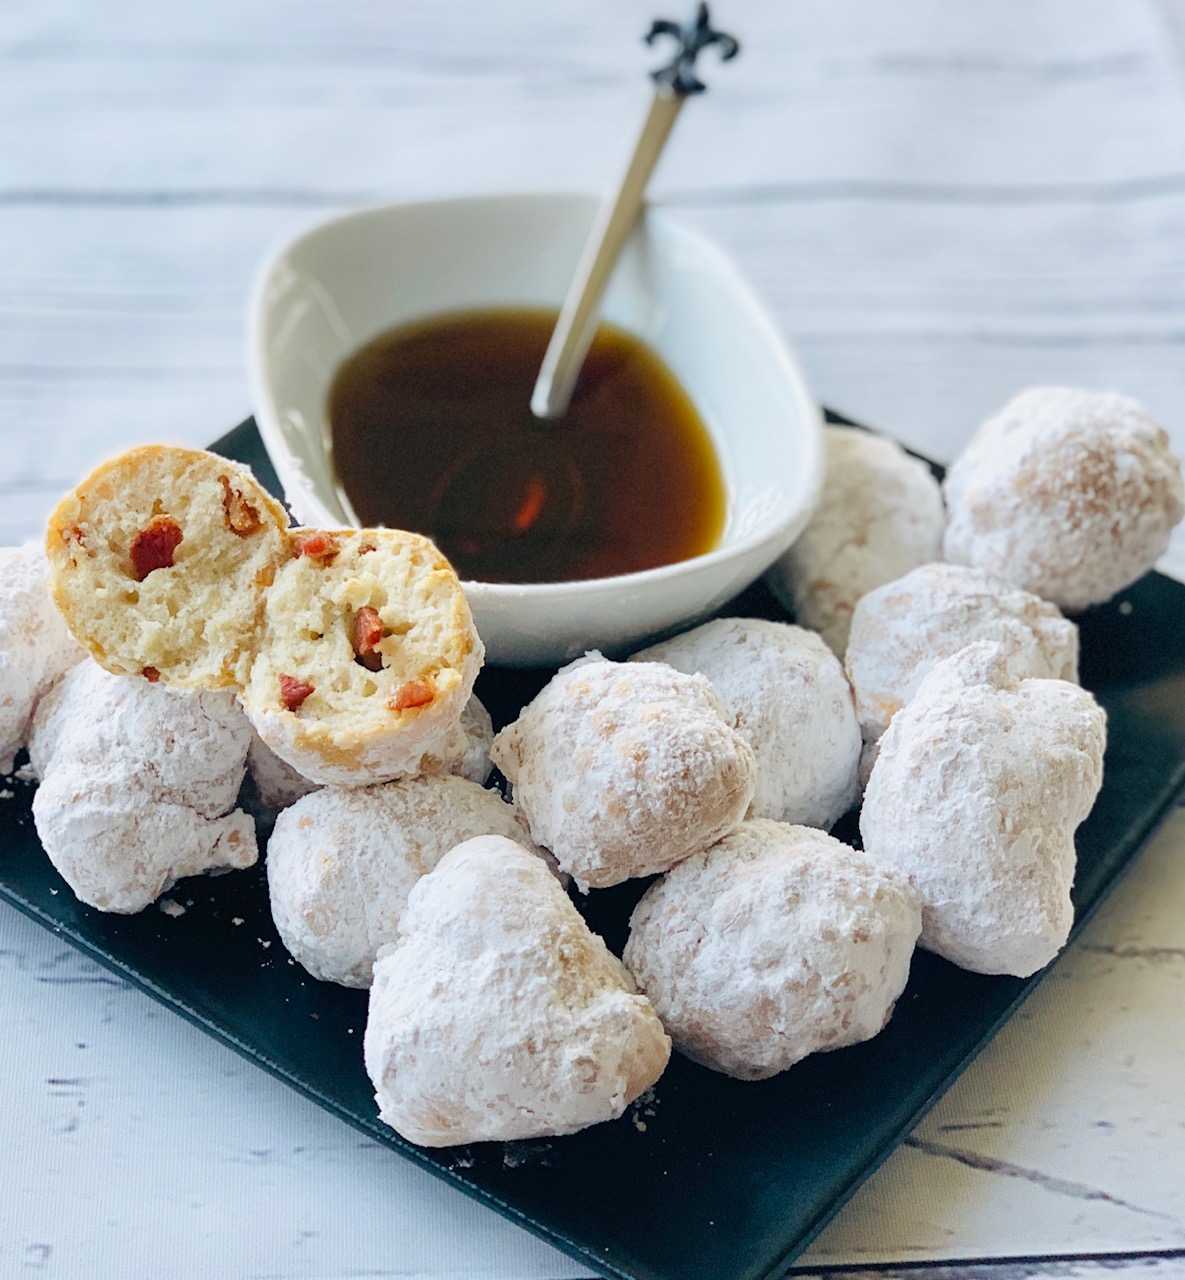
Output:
364,835,671,1146
767,426,945,655
861,642,1106,976
624,820,921,1080
27,660,256,913
943,388,1184,610
491,658,755,889
846,562,1078,748
0,541,85,772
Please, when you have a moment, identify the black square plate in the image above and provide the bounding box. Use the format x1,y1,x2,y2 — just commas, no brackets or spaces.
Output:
3,415,1185,1280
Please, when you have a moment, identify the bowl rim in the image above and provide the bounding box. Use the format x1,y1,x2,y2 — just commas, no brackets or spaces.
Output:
247,190,823,601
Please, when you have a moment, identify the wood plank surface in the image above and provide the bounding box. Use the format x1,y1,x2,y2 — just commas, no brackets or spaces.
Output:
3,2,1185,1277
5,1,1185,565
792,1258,1185,1280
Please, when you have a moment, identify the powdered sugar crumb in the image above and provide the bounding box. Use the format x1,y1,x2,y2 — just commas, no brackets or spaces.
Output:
501,1141,552,1169
628,1085,659,1134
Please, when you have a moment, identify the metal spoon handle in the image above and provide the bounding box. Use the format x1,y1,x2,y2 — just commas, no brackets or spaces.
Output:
530,93,683,421
530,3,739,421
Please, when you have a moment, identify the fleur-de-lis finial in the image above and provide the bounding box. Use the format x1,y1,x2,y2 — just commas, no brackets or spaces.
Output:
645,2,739,96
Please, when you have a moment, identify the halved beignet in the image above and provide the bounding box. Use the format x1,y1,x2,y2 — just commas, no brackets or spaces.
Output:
46,446,289,688
46,448,484,785
240,528,483,785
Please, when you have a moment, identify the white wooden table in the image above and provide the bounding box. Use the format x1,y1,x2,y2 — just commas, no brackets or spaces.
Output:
3,2,1185,1276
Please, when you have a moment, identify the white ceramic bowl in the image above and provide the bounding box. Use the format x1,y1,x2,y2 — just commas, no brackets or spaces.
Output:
248,193,821,666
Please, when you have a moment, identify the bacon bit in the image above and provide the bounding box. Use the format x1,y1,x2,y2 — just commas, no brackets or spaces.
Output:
358,541,377,555
142,666,160,682
292,530,340,564
129,514,184,581
388,679,433,712
219,476,262,537
279,674,315,711
69,524,87,546
353,607,384,655
352,606,385,672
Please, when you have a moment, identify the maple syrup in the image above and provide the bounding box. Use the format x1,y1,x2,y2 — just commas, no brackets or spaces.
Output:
327,307,726,584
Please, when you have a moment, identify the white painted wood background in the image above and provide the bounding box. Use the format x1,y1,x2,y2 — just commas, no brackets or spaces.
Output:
3,1,1185,1277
